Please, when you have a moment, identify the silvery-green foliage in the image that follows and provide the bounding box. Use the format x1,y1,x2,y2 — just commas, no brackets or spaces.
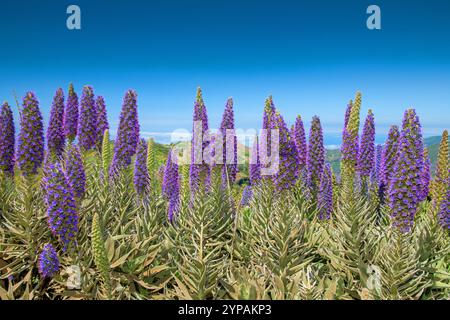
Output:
166,177,234,300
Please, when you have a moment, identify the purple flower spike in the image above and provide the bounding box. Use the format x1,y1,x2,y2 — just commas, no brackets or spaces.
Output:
292,115,308,170
96,96,109,148
344,101,352,129
272,111,299,191
380,125,400,193
134,139,150,195
307,116,325,189
46,88,66,157
357,110,375,178
163,149,180,221
43,162,78,250
419,148,431,202
249,135,261,185
388,109,424,233
110,90,140,177
220,98,237,187
260,96,277,179
318,163,333,220
65,145,86,200
78,86,98,151
17,92,44,176
38,244,60,278
371,144,383,186
64,83,79,142
189,88,210,192
0,102,15,175
240,185,253,207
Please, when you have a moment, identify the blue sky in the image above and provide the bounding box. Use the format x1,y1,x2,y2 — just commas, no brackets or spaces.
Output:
0,0,449,146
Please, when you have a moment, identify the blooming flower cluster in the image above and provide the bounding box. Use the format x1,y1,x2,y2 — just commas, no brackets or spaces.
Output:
163,150,180,221
340,93,361,185
318,163,333,220
96,96,109,148
38,244,60,278
420,148,431,202
64,83,79,142
249,135,261,185
380,125,400,196
260,96,276,179
190,88,210,191
43,162,79,250
17,92,45,176
219,98,237,187
65,145,86,200
0,102,15,175
134,139,150,195
388,109,424,232
271,111,299,191
240,185,253,207
307,116,325,189
292,115,308,171
78,86,98,151
110,90,140,176
357,110,375,178
46,88,66,157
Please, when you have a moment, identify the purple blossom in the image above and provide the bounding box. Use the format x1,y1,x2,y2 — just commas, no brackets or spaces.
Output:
96,96,109,148
77,86,98,151
249,135,261,185
163,149,180,221
318,163,333,220
220,98,237,186
272,111,299,191
64,83,79,142
357,110,375,178
189,88,210,191
371,144,383,187
43,162,78,250
419,149,431,202
260,96,276,179
17,92,44,176
292,115,308,170
380,125,400,194
344,101,352,129
38,244,60,278
0,102,15,175
240,185,252,207
110,90,140,177
46,88,66,157
307,116,325,189
388,109,424,232
134,139,150,195
65,145,86,200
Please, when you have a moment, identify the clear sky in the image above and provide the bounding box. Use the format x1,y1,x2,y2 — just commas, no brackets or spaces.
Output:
0,0,449,146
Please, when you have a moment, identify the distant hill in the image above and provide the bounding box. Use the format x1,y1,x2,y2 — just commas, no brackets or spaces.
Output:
153,135,449,178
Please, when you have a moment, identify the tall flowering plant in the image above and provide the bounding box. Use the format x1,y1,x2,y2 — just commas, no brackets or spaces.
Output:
0,102,15,176
189,88,210,192
64,83,78,143
388,109,424,232
46,88,66,157
78,86,98,151
17,92,44,176
110,90,140,177
43,162,79,250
